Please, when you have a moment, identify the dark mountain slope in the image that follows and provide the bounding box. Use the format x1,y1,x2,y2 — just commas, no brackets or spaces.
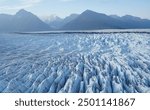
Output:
0,9,51,32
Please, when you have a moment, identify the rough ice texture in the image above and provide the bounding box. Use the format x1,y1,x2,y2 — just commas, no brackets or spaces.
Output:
0,32,150,93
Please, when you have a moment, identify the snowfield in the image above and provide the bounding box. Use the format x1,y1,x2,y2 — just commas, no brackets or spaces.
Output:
0,31,150,93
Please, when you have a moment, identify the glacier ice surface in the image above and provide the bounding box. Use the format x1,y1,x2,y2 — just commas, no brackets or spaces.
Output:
0,31,150,93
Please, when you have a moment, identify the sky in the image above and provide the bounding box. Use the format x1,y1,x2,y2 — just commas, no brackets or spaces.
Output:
0,0,150,19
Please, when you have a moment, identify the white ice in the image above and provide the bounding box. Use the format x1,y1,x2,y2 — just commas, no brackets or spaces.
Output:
0,31,150,93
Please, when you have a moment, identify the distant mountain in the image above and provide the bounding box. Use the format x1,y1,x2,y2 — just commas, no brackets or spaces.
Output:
1,9,150,32
43,14,78,29
62,10,124,30
42,15,63,29
62,14,79,25
0,14,13,31
43,14,62,23
0,9,51,32
62,10,150,30
120,15,150,28
109,15,120,19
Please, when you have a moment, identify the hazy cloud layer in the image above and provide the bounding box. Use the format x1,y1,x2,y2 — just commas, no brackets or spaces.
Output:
0,0,42,11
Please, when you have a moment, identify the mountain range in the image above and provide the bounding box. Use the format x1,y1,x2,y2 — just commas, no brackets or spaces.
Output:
62,10,150,30
0,9,50,32
0,9,150,32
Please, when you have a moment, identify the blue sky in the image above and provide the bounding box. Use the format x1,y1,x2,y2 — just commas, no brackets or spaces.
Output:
0,0,150,19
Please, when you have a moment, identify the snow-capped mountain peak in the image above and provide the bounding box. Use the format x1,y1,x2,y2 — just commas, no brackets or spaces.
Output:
42,14,62,23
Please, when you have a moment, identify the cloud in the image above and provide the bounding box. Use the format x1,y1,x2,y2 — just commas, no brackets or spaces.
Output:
21,0,42,5
0,0,42,11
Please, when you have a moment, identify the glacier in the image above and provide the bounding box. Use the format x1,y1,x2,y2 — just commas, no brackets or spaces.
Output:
0,31,150,93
